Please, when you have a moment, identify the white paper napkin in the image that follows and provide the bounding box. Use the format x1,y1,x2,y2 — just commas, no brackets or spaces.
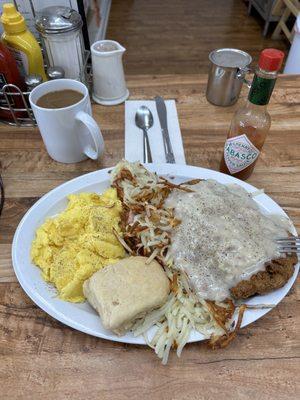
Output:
125,100,186,164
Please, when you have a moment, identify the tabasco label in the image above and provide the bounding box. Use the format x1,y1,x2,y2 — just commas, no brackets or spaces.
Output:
224,134,260,174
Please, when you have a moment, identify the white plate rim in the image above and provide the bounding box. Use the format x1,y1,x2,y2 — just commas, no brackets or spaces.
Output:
12,163,299,345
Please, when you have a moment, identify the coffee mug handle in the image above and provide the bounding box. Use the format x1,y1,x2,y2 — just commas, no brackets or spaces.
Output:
75,111,104,160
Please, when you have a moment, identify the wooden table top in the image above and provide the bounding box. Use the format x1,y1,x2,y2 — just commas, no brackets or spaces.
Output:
0,74,299,400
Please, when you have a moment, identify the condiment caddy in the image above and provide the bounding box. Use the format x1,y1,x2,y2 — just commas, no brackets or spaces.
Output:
0,53,89,126
0,4,89,126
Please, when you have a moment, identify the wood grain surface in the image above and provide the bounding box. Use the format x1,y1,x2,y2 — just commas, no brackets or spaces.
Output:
0,74,299,400
107,0,288,74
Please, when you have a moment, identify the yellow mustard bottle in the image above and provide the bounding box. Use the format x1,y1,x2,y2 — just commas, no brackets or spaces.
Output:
1,3,47,81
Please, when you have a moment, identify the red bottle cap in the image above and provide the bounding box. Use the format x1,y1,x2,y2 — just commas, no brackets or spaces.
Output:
258,49,285,72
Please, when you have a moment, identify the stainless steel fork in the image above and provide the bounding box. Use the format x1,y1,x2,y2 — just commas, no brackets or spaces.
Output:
277,237,300,254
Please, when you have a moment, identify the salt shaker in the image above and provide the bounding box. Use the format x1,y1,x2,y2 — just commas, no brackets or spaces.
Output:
91,40,129,105
35,6,86,83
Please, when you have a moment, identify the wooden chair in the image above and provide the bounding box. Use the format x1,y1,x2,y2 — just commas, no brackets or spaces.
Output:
272,0,300,42
248,0,283,36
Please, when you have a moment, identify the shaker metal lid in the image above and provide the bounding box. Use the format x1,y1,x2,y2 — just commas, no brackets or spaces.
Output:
209,48,252,68
47,66,65,80
35,6,83,34
25,74,43,89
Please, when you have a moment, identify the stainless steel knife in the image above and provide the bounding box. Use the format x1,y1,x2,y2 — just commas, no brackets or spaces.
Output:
154,96,175,163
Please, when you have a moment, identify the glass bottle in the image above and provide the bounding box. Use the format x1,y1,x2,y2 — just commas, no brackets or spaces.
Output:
220,48,284,180
35,6,85,83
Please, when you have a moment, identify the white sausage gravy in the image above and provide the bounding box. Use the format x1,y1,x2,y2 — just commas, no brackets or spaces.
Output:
166,180,291,302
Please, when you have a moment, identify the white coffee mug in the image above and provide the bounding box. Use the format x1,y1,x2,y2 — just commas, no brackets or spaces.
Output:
29,79,104,163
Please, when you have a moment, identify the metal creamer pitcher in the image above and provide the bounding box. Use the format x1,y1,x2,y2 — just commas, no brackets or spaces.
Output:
206,48,252,106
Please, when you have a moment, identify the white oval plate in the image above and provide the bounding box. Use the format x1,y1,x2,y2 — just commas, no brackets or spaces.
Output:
12,164,299,344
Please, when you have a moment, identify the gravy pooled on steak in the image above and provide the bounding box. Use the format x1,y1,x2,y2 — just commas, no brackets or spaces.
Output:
166,180,291,302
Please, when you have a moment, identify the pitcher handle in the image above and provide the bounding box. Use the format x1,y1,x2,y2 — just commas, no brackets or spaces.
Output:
236,67,253,88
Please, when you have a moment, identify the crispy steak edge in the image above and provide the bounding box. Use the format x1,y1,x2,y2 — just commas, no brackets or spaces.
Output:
230,254,298,300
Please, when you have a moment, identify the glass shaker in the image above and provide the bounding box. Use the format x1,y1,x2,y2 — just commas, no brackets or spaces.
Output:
35,6,86,83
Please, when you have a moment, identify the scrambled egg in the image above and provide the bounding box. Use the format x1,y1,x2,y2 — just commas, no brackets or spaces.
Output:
31,188,126,302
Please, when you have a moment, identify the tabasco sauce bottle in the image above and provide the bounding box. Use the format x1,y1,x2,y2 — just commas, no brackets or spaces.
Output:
220,48,284,180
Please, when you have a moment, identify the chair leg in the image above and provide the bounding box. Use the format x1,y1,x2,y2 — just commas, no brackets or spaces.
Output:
248,1,252,15
263,21,270,36
272,7,291,39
